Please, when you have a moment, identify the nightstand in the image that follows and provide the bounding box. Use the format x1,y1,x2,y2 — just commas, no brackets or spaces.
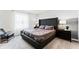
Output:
56,30,71,42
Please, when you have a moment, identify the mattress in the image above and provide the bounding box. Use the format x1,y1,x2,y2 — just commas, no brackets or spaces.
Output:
22,28,56,43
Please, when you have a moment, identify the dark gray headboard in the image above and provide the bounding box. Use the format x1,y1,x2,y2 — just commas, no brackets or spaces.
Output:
39,17,59,29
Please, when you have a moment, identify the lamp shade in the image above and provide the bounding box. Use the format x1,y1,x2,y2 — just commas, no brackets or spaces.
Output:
59,20,66,25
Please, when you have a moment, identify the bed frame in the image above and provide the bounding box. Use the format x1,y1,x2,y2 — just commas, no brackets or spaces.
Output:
21,17,59,49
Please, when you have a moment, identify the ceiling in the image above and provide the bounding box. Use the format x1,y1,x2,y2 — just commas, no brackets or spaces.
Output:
15,10,47,14
15,10,78,15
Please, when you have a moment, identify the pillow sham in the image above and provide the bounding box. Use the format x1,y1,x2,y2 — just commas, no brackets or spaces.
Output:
45,26,54,30
39,25,45,29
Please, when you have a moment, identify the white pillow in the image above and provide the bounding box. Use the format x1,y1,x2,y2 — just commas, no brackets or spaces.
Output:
39,25,45,29
45,26,54,30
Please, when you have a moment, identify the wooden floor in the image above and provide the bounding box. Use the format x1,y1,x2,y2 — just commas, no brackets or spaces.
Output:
44,38,79,49
0,36,79,49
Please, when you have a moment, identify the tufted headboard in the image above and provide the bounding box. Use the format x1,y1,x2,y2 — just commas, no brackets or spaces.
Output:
39,17,59,29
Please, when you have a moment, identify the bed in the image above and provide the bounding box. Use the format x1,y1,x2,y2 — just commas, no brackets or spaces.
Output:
20,17,59,49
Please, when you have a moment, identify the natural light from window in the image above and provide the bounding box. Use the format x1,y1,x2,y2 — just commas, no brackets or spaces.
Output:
14,12,29,31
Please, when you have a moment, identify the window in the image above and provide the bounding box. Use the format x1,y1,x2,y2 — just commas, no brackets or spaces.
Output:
14,12,29,30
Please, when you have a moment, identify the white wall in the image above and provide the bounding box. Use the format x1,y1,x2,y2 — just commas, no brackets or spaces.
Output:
0,10,13,31
37,10,78,20
29,14,37,29
0,10,37,31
